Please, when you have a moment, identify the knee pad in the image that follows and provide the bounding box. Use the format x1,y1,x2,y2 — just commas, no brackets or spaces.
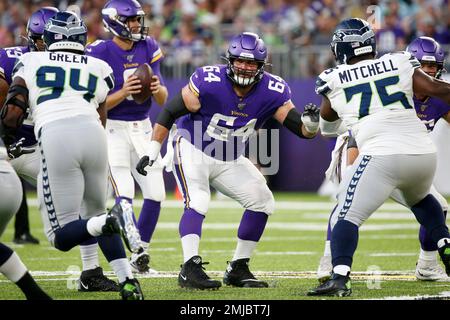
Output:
53,232,71,252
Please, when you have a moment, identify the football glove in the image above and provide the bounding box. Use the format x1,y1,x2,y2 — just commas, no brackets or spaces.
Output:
136,141,161,176
301,103,320,134
7,137,35,159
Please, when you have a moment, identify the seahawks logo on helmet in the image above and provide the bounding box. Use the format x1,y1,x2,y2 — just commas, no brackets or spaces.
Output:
330,18,377,65
43,11,87,53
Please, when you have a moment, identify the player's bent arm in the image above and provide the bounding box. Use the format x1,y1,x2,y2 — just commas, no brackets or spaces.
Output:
150,75,168,106
97,101,107,128
0,77,28,144
273,101,318,139
105,75,142,111
413,68,450,104
319,96,347,137
136,85,199,176
0,76,9,106
346,136,359,166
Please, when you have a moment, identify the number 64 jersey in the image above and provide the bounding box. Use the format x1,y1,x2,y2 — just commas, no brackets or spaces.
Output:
13,51,114,134
177,64,291,161
316,51,435,156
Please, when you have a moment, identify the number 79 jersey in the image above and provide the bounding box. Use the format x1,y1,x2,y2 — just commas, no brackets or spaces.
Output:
13,51,114,133
316,52,435,155
177,64,291,161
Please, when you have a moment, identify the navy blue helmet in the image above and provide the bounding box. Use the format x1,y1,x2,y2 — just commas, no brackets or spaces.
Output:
43,11,87,53
331,18,376,64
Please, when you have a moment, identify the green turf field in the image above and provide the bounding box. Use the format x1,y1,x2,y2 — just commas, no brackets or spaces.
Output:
1,192,450,300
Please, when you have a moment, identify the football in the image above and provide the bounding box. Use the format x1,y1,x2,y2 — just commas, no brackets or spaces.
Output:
132,63,154,104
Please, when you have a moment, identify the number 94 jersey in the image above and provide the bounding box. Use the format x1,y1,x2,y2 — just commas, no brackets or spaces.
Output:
13,51,114,133
177,64,291,161
316,51,435,155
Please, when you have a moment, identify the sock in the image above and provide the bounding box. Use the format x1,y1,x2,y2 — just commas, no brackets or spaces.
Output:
419,211,447,251
438,238,450,249
137,199,161,243
181,234,200,262
418,248,438,262
331,219,359,268
411,195,450,244
324,240,331,257
79,242,100,271
53,220,93,252
16,272,51,300
333,265,351,276
179,208,204,237
109,258,133,283
237,210,268,242
97,234,127,262
86,215,107,237
232,239,257,261
0,246,26,282
326,205,338,241
179,209,205,262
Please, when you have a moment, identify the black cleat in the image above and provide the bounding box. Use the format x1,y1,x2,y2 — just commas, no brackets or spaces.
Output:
130,248,150,273
78,267,120,292
119,277,144,300
13,233,40,245
178,256,222,290
438,239,450,276
106,201,144,254
223,258,268,288
307,272,352,297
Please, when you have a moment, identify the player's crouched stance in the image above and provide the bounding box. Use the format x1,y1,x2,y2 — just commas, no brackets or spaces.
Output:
308,18,450,297
2,12,143,300
136,32,320,290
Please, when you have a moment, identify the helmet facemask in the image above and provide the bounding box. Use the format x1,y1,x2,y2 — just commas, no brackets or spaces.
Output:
227,55,266,87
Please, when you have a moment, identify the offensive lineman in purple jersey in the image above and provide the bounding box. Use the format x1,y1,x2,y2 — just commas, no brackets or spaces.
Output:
136,32,320,289
86,0,168,274
0,7,119,293
316,36,450,284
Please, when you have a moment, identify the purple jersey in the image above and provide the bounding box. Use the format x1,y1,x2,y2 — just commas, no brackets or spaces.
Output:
0,46,36,147
414,96,450,132
85,36,164,121
177,65,291,161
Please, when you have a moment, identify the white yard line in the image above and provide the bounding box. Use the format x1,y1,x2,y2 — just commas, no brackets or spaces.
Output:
25,198,409,212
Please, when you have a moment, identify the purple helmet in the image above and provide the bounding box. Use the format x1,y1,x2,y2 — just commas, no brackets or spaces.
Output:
406,36,445,78
102,0,148,42
26,7,59,51
226,32,268,87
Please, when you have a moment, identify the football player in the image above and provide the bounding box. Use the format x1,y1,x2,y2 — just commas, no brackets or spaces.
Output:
316,36,450,283
308,18,450,297
2,11,144,300
0,134,51,300
85,0,168,274
0,7,119,293
136,32,320,289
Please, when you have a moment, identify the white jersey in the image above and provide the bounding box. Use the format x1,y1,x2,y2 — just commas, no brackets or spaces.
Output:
13,51,114,133
316,51,436,155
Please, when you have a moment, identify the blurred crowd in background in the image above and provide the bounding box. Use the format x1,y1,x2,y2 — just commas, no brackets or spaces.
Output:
0,0,449,79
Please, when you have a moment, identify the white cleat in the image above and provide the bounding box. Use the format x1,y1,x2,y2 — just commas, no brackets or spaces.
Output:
415,259,450,281
317,255,332,283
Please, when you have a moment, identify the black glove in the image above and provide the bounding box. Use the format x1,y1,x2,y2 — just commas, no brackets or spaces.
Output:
136,156,154,176
301,103,320,133
7,137,35,159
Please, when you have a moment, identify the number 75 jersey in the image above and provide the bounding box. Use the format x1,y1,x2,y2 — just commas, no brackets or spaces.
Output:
177,64,291,161
13,51,114,133
316,51,435,155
